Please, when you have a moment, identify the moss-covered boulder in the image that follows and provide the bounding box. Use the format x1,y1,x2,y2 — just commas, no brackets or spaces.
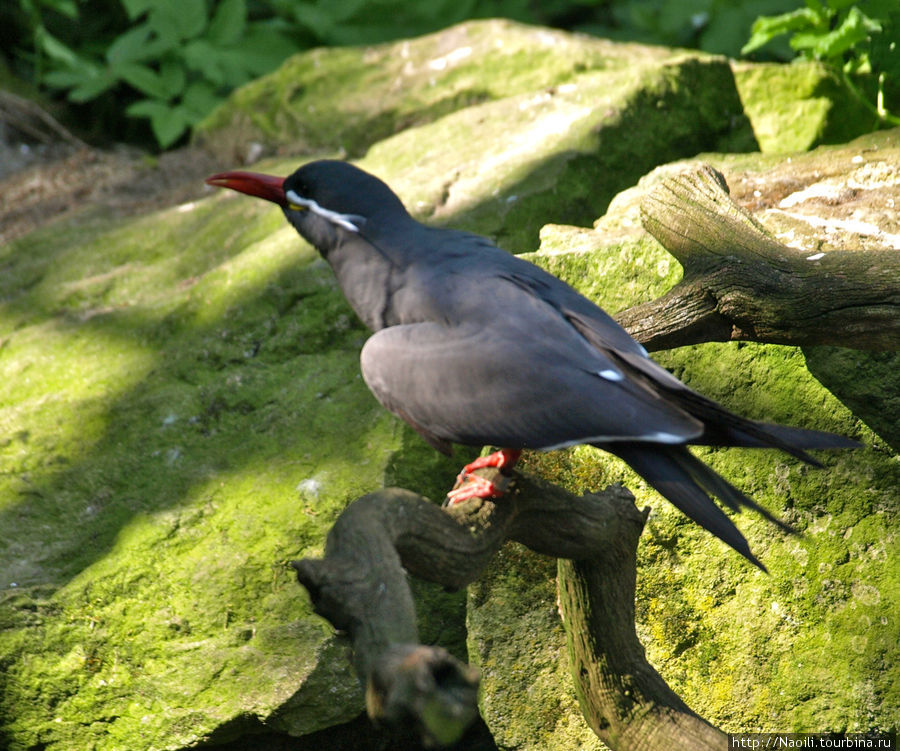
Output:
195,19,873,165
1,18,896,751
0,190,467,749
730,60,879,154
194,19,717,163
198,19,761,254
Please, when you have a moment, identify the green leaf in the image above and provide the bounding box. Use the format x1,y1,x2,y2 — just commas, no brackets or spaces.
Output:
802,0,827,15
843,51,872,75
144,0,206,44
69,71,118,102
181,81,222,120
127,99,189,147
125,99,169,118
35,27,82,67
116,62,171,99
741,8,820,54
44,65,116,101
106,24,153,64
121,0,155,21
36,25,117,103
182,38,225,85
323,0,372,24
43,0,78,19
180,0,209,38
235,25,299,75
158,0,207,40
208,0,247,45
289,3,336,39
159,60,186,98
42,69,89,88
152,105,190,147
205,47,254,87
790,6,882,60
145,6,181,49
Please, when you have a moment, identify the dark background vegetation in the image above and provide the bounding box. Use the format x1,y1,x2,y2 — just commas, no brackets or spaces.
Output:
2,0,897,149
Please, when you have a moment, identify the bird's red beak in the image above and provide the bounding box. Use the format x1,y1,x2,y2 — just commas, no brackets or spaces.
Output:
205,171,287,206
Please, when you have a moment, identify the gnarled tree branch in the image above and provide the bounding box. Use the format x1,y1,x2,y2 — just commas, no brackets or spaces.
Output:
614,164,900,351
292,472,725,749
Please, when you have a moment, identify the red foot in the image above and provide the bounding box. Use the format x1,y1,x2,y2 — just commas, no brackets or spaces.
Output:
445,449,522,506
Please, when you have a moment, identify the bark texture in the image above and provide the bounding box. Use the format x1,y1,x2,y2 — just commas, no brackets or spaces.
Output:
615,164,900,352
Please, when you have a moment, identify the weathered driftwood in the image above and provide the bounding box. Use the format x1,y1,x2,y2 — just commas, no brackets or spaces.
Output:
614,164,900,352
0,91,88,148
292,471,726,749
291,486,480,747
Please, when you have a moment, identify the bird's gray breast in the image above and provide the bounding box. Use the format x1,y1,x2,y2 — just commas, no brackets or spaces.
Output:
324,226,465,331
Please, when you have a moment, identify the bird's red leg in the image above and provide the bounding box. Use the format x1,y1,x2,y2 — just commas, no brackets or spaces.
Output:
445,448,522,505
456,448,522,479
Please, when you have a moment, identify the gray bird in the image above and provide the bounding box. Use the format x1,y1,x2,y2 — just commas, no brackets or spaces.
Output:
206,160,858,569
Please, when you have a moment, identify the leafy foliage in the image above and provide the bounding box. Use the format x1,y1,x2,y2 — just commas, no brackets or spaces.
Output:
22,0,297,146
573,0,800,56
742,0,899,125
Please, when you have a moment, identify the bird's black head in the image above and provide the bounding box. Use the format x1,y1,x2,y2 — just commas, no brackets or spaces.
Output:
206,160,409,253
284,160,408,225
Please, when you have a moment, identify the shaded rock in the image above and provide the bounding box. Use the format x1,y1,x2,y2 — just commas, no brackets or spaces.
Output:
803,347,900,455
467,546,604,751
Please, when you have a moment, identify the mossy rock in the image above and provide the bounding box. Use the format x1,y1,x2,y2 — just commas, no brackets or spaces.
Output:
731,60,879,154
198,20,759,254
1,19,896,751
194,19,693,162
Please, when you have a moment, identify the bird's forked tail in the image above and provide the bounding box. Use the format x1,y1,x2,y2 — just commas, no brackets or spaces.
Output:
609,443,804,571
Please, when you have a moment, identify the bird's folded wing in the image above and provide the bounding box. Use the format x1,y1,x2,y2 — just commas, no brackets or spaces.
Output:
564,308,860,459
359,321,703,452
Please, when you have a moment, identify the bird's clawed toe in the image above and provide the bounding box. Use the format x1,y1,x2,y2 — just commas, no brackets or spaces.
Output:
444,448,521,506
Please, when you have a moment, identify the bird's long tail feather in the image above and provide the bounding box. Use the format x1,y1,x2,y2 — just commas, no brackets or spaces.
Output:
610,349,861,464
704,420,861,466
609,443,798,571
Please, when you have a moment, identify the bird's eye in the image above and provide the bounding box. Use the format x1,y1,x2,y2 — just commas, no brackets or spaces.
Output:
287,202,307,212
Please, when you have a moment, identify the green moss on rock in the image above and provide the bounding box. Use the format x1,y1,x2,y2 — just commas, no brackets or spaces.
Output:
732,61,878,154
358,54,752,253
467,544,605,751
195,19,678,161
0,182,467,748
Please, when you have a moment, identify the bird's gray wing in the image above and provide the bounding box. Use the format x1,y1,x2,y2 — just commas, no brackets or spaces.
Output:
565,312,859,458
359,318,703,453
500,264,858,459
